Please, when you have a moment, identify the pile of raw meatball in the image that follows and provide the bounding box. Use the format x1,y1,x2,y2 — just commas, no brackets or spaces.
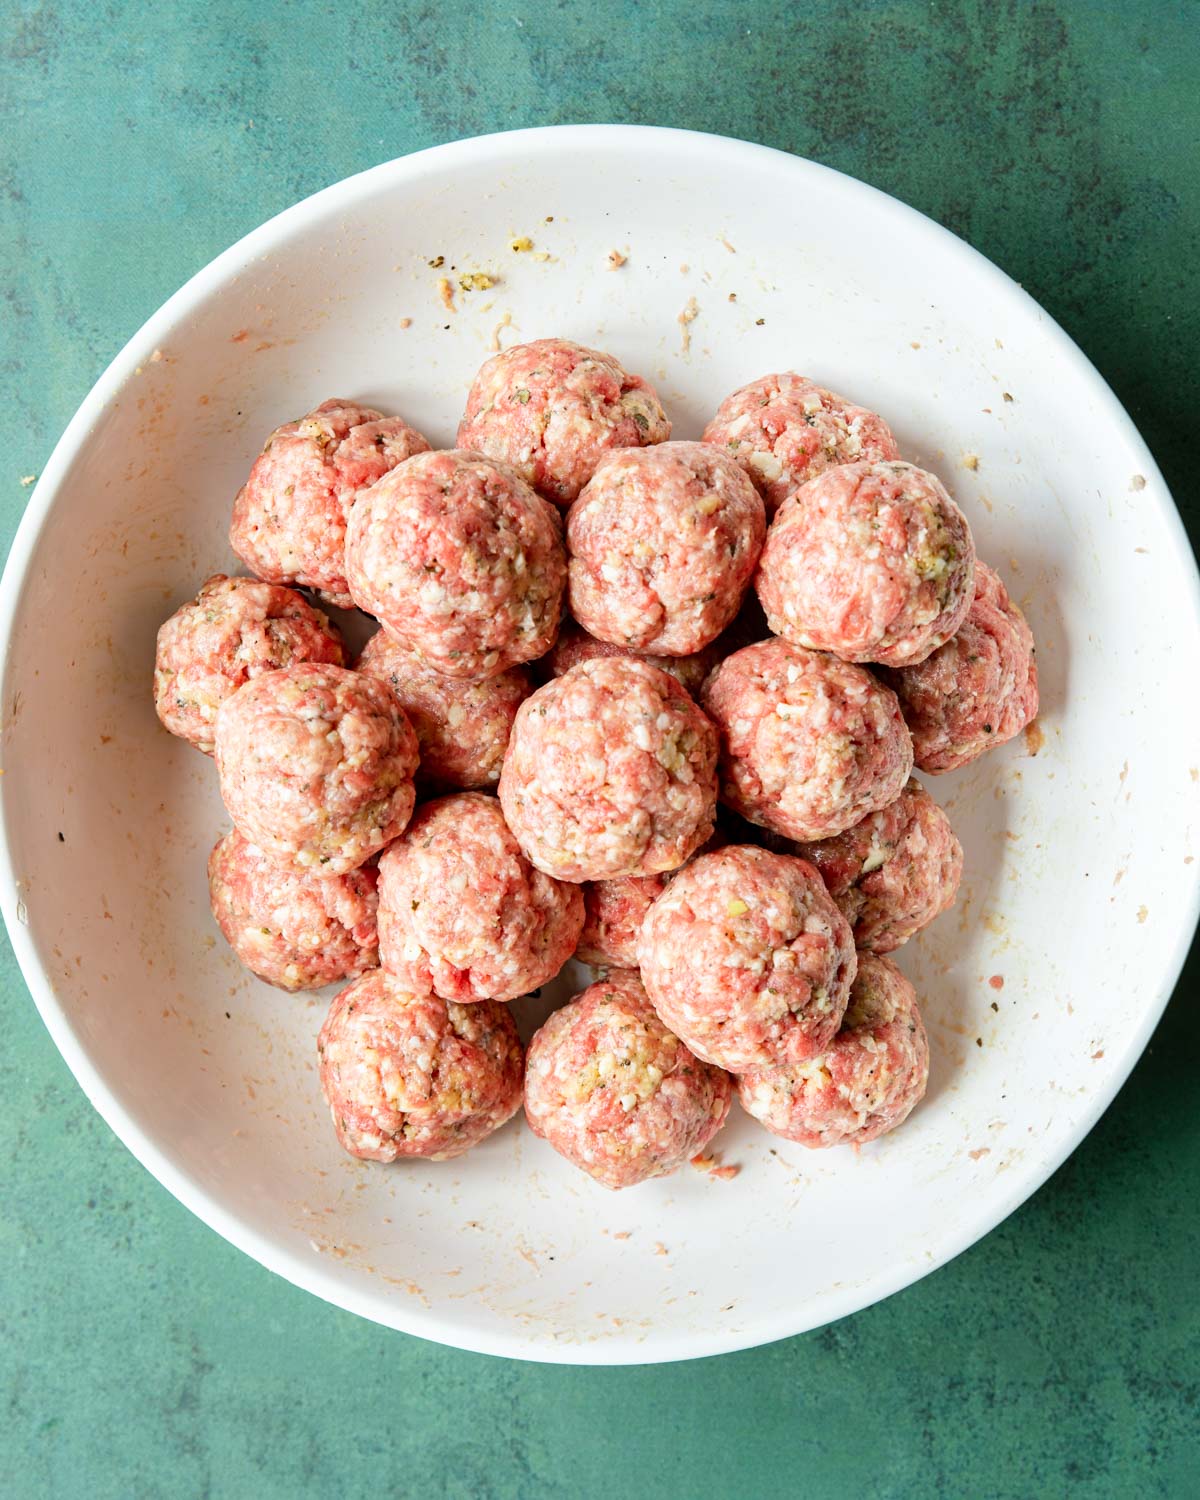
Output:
154,340,1038,1190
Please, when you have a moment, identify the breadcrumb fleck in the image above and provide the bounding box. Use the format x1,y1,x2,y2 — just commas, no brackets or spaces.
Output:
459,271,498,292
18,474,36,487
509,236,534,252
488,311,513,352
719,236,737,253
398,317,412,330
963,453,980,471
1130,473,1146,491
678,296,699,353
690,1152,740,1180
437,276,455,312
606,248,628,270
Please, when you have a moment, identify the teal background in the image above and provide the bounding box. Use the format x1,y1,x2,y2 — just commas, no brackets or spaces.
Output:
3,2,1198,1495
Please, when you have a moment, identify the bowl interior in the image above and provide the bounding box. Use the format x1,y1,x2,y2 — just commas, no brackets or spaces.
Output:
3,128,1197,1362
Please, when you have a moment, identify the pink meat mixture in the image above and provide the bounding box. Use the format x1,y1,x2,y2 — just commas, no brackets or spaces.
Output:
702,372,899,514
457,338,671,505
345,448,565,680
215,663,418,875
794,777,963,953
756,460,976,667
566,441,765,656
541,620,720,699
881,561,1038,773
230,399,430,607
636,845,857,1073
208,828,378,991
575,871,672,968
499,656,718,882
524,970,731,1189
376,792,583,1002
737,953,929,1147
700,638,913,843
357,630,529,790
318,970,524,1160
155,574,346,755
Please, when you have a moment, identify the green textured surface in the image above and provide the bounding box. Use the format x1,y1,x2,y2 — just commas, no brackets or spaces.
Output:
3,1,1198,1495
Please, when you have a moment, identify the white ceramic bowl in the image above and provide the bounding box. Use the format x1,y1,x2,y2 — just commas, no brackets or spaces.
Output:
3,126,1197,1365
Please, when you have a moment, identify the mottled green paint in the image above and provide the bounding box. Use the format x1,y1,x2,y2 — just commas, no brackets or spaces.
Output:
2,2,1197,1496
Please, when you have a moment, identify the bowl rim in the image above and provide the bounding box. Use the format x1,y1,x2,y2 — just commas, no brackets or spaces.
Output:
2,122,1198,1365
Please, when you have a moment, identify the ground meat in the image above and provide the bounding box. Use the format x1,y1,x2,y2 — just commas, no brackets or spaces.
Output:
208,828,378,991
524,971,731,1189
702,372,899,515
154,574,346,755
376,792,583,1002
457,338,670,506
317,971,523,1160
215,664,418,875
574,827,729,968
566,442,765,655
575,872,671,968
737,953,929,1147
230,399,430,608
541,620,720,698
793,777,963,952
499,656,718,882
756,460,976,667
356,630,529,791
879,561,1039,773
636,845,856,1072
344,449,565,680
700,638,913,842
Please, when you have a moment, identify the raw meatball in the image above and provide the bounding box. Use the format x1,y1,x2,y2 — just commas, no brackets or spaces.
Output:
524,971,731,1189
702,372,900,515
575,827,729,967
756,460,976,667
700,638,913,842
567,442,765,656
376,792,584,1003
230,399,430,608
457,338,670,506
636,845,856,1072
880,561,1039,773
215,664,418,875
208,828,378,991
317,971,523,1161
154,575,346,755
541,620,721,699
737,953,929,1147
794,778,963,952
575,872,671,968
344,449,565,680
499,657,718,882
356,631,529,791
